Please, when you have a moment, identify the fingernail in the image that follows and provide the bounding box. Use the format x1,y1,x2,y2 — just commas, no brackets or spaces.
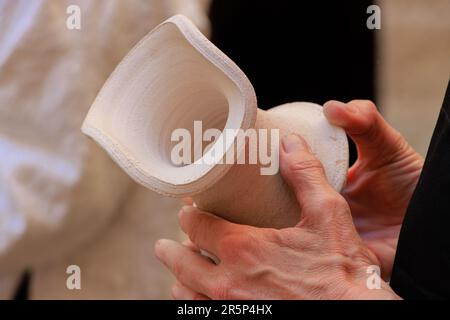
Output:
178,205,196,223
282,134,307,153
179,205,195,217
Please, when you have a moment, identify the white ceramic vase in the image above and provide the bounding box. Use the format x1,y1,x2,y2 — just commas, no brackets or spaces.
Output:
82,15,349,228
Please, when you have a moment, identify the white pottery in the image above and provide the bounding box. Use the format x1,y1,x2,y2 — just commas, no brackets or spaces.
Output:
82,15,349,228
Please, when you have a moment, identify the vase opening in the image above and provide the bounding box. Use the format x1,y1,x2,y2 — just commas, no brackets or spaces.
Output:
82,16,257,194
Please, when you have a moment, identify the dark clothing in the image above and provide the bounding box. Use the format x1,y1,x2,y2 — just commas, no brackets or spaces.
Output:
391,80,450,299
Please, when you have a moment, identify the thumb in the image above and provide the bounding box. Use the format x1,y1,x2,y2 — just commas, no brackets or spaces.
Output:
323,100,407,165
280,134,349,226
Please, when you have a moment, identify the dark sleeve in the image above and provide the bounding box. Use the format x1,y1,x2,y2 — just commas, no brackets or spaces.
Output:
390,79,450,299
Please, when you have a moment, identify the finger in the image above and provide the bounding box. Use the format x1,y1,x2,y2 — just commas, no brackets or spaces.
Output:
182,197,194,205
171,281,210,300
183,239,200,253
323,100,407,165
280,134,349,225
183,239,220,264
280,134,336,203
179,205,244,257
155,239,216,296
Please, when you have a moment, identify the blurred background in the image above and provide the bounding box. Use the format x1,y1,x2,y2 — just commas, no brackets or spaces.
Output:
378,0,450,156
0,0,449,299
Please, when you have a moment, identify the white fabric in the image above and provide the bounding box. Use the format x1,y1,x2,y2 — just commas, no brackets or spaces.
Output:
0,0,210,299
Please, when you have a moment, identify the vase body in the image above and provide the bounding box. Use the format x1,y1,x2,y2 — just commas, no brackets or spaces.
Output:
193,104,348,228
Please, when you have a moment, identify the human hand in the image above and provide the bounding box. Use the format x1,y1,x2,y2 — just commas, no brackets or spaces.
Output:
323,100,424,278
154,134,400,300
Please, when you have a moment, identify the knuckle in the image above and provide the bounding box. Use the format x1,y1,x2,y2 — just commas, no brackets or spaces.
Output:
172,258,185,280
264,228,300,248
219,231,263,266
188,215,209,244
188,226,200,244
346,100,381,138
262,228,282,244
320,194,348,212
288,158,324,176
350,99,378,114
269,228,300,249
390,130,410,158
219,232,250,257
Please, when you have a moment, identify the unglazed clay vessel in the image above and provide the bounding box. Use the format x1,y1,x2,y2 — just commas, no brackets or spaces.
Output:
82,15,349,228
